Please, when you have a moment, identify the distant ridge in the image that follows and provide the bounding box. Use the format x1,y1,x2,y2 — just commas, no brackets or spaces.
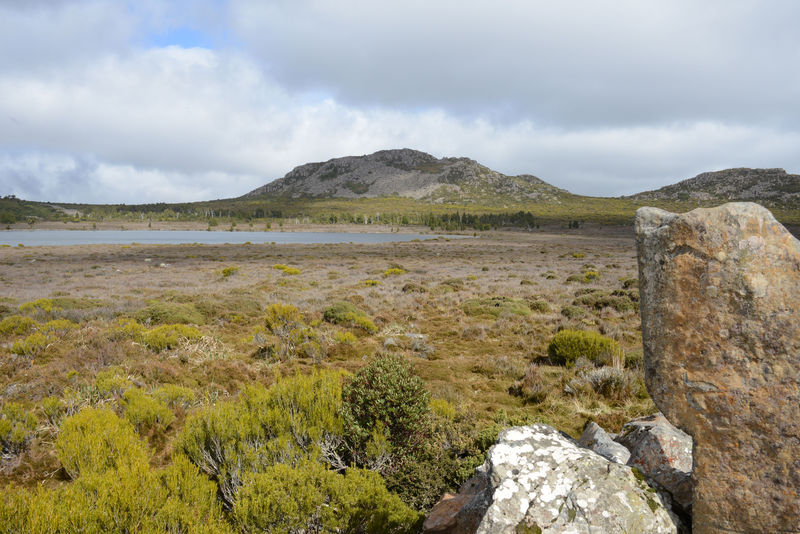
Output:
630,168,800,206
243,148,567,204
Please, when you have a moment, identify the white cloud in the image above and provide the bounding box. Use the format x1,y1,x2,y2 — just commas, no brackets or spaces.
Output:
0,0,798,203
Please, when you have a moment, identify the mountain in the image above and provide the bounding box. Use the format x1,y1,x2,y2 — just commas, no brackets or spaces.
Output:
243,148,567,204
630,168,800,206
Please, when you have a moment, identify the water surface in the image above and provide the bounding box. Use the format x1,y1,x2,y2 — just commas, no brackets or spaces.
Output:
0,230,456,247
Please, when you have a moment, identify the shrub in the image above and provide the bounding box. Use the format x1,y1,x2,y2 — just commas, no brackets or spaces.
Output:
548,329,621,367
509,365,549,404
153,384,196,409
122,388,175,431
219,265,239,278
363,279,382,286
41,396,66,428
94,368,133,397
0,402,37,456
42,318,79,335
56,407,149,478
11,332,49,356
233,460,422,534
401,282,427,293
175,370,346,507
341,354,430,455
461,297,532,318
574,291,635,313
107,317,146,340
528,299,550,313
383,267,405,276
19,298,58,315
334,330,358,344
567,367,647,402
323,301,378,333
273,264,301,275
621,277,638,289
560,305,586,319
264,302,303,333
0,315,39,336
0,456,231,533
142,324,203,352
136,300,204,325
262,303,322,361
429,398,457,420
583,270,600,282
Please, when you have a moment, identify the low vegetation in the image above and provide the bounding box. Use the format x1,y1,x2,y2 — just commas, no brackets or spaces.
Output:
0,228,656,529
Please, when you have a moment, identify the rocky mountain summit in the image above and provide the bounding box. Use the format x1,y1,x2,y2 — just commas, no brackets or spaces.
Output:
243,149,566,203
631,168,800,206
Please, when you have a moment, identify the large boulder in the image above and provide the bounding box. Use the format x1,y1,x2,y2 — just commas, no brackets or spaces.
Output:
636,203,800,533
578,422,630,464
424,424,678,533
614,413,692,513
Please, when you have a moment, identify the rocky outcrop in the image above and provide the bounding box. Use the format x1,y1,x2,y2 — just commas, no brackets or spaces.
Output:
243,148,565,202
425,424,678,534
614,413,692,514
636,202,800,533
578,422,630,464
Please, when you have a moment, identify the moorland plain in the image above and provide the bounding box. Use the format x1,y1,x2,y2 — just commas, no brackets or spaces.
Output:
0,224,657,526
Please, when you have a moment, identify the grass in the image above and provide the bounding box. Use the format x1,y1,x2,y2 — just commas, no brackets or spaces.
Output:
0,227,654,511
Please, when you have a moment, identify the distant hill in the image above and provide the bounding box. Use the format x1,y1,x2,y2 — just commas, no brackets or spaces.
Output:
630,168,800,207
243,148,567,204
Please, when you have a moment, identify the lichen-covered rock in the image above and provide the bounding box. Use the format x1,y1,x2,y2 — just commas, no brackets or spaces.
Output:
614,413,692,513
636,203,800,533
578,422,631,464
473,425,677,534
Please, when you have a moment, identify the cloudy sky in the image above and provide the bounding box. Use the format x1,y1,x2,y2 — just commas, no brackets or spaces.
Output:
1,0,798,203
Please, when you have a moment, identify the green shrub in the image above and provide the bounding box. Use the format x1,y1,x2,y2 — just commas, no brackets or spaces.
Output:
323,301,378,333
142,324,203,351
41,319,78,336
219,265,239,278
56,407,149,478
264,302,303,333
383,267,406,276
528,299,550,313
0,315,39,336
107,317,146,340
0,456,232,533
19,298,58,315
402,282,427,293
583,270,600,282
11,332,49,356
334,330,358,344
0,402,37,456
94,367,133,396
41,396,66,428
509,365,549,404
176,370,346,507
461,296,531,318
429,398,457,420
273,264,301,275
153,384,196,409
574,291,635,313
560,305,586,319
136,300,205,325
262,303,322,361
567,367,647,402
341,354,430,455
363,279,382,286
234,461,422,534
122,388,175,431
547,329,621,367
621,277,638,289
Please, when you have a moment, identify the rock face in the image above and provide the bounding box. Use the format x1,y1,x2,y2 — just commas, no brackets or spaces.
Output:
425,424,678,534
423,475,490,534
578,422,631,465
614,413,693,513
635,203,800,533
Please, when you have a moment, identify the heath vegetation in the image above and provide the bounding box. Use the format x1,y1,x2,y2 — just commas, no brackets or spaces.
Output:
0,227,655,529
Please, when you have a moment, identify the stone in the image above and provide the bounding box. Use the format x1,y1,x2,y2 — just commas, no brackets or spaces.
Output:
470,425,678,533
614,413,692,513
635,202,800,533
423,474,490,534
578,422,631,464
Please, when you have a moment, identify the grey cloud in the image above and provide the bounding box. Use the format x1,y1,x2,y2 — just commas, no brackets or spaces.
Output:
229,0,800,129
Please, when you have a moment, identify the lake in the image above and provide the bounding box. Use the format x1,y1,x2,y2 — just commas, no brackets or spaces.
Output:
0,230,458,247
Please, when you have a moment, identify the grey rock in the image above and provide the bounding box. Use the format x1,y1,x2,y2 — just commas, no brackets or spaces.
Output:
614,413,693,513
578,422,631,464
473,424,678,534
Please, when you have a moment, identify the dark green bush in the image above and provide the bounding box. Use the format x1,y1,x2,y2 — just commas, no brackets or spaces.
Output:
547,329,621,367
341,354,430,455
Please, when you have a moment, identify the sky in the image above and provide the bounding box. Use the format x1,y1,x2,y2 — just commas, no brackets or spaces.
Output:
1,0,799,204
